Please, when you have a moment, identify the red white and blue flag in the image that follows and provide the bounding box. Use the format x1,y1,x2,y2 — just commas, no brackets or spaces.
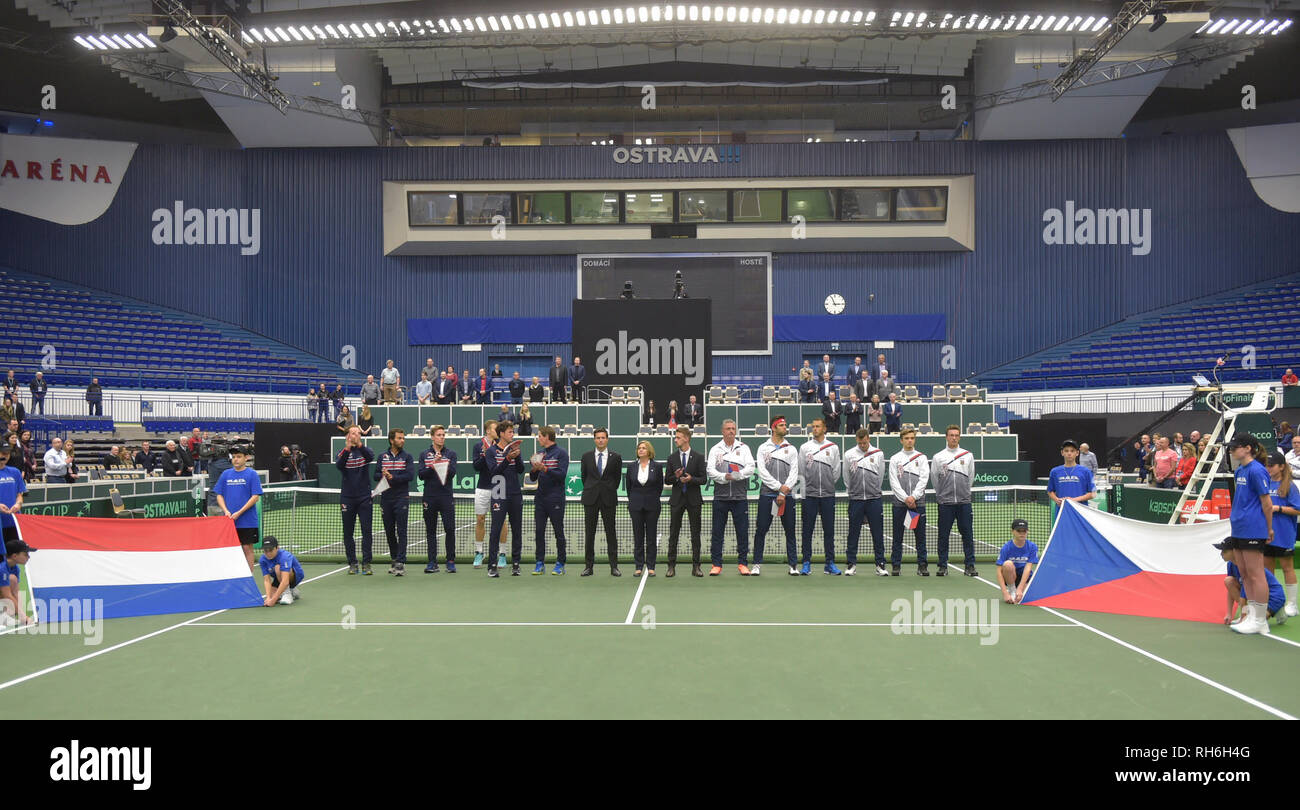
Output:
905,510,922,529
17,514,263,621
1021,499,1227,623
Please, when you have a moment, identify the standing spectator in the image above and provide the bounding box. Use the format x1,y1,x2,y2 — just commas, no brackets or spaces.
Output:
528,376,545,404
932,425,977,577
845,356,865,387
883,393,903,433
476,369,491,404
569,356,586,403
1176,443,1198,488
357,405,375,435
549,357,568,403
28,372,47,415
529,425,570,575
798,368,816,403
1286,435,1300,478
458,369,474,404
445,366,458,388
1277,422,1295,454
492,364,503,378
336,405,354,433
20,431,35,483
868,394,883,434
1282,369,1299,386
665,426,705,578
1134,434,1152,481
799,418,841,576
821,391,842,434
85,378,103,416
135,440,158,473
888,428,930,576
817,354,835,382
853,370,872,403
1266,451,1300,617
0,397,13,430
517,403,533,436
873,353,894,382
684,395,702,427
1189,430,1202,447
873,370,899,402
1,371,16,406
624,440,663,577
379,360,401,404
306,387,319,423
3,418,16,441
43,437,70,484
115,444,132,470
278,446,296,482
4,435,26,482
844,392,863,434
1172,432,1185,458
415,372,433,405
359,375,380,406
434,371,454,405
507,372,525,404
102,445,121,469
817,373,835,403
419,358,438,387
665,400,680,428
1151,436,1179,489
314,384,328,423
1078,442,1099,474
329,384,344,422
497,402,517,426
706,419,754,577
644,400,658,427
161,440,191,476
579,428,622,577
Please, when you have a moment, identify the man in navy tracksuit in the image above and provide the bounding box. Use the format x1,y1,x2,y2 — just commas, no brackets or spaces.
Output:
528,425,569,574
486,421,525,577
376,429,415,576
418,425,458,574
335,426,375,575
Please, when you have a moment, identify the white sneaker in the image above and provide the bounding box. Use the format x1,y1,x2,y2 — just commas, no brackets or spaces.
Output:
279,592,294,605
1276,610,1289,626
874,564,890,577
788,565,799,576
750,564,761,576
290,587,301,600
845,564,857,576
1286,602,1298,618
1230,605,1268,634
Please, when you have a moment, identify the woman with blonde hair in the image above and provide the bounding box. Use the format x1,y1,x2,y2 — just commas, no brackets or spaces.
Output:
517,403,533,436
625,440,664,577
1175,442,1198,488
358,404,374,434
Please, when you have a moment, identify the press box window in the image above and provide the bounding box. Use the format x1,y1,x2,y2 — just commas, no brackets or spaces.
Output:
408,192,459,226
624,191,674,223
678,190,728,223
895,187,948,221
786,189,838,221
731,189,782,222
463,192,514,225
840,188,892,221
516,192,566,224
571,191,620,224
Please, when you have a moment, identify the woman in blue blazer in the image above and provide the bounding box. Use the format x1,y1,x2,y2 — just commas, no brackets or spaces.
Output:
625,440,665,577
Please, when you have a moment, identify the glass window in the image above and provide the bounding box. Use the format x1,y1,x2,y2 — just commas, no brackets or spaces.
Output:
570,191,620,224
786,189,837,221
516,192,566,224
895,187,948,221
624,191,674,223
678,190,728,223
462,192,514,225
731,189,782,222
840,188,892,221
408,192,459,226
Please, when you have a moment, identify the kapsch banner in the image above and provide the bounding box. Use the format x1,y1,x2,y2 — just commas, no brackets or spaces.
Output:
571,298,712,421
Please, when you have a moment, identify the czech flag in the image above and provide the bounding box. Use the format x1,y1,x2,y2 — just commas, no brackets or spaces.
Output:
905,510,921,529
17,514,264,621
1022,500,1228,624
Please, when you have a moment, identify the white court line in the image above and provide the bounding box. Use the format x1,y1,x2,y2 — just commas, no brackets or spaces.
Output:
0,566,348,694
1263,633,1300,650
186,621,1077,628
624,570,650,625
968,572,1297,721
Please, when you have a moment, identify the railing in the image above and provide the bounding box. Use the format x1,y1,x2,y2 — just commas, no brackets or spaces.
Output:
989,382,1285,420
14,389,351,425
981,366,1290,393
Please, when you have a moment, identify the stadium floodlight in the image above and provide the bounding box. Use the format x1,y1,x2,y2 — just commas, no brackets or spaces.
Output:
966,14,978,28
864,10,875,23
1231,19,1252,34
1027,14,1042,29
766,7,776,22
917,12,927,25
1015,13,1028,29
311,25,325,38
361,22,375,36
124,33,147,47
852,9,862,23
102,34,122,49
398,21,410,32
689,5,700,20
487,16,500,30
1220,18,1238,34
776,7,786,22
1002,15,1015,29
1052,15,1068,30
902,11,913,27
715,6,725,23
977,15,989,29
889,10,900,26
740,7,750,22
1066,15,1081,31
264,27,279,41
513,14,525,28
140,33,157,46
1257,19,1277,33
638,7,649,22
727,6,737,21
1041,15,1055,30
1081,16,1095,31
1204,18,1225,33
1277,19,1292,33
814,9,824,24
940,13,952,27
287,27,303,40
1092,16,1107,31
1245,19,1265,34
74,34,95,49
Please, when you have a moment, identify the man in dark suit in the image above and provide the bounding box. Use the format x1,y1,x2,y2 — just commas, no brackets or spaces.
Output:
458,370,475,404
883,393,903,433
798,374,817,403
818,354,835,383
872,353,894,383
684,395,703,427
528,376,545,403
475,369,492,404
873,371,900,403
822,391,842,434
549,357,568,403
817,373,835,403
846,356,865,386
434,372,453,405
665,426,705,578
508,372,526,404
853,370,872,403
579,427,621,576
844,392,863,434
569,356,586,403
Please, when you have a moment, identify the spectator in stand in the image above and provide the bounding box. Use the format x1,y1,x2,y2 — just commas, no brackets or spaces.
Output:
1,371,16,406
306,387,319,423
493,364,503,378
1134,435,1152,481
1078,442,1099,474
1176,443,1198,488
845,356,865,387
1152,436,1179,489
853,370,872,403
508,372,525,404
528,376,545,403
845,392,863,434
497,402,517,426
868,394,883,434
102,445,120,468
85,378,103,416
817,372,835,403
2,418,14,442
883,393,903,434
873,370,899,403
873,354,894,383
115,444,132,469
644,400,658,427
1189,430,1202,447
1198,434,1210,460
337,405,354,433
360,375,381,406
415,372,433,405
160,440,190,477
1283,369,1299,387
314,384,328,423
330,384,344,422
419,358,438,387
135,440,158,473
20,431,35,482
29,372,47,415
177,436,195,473
434,371,453,405
569,356,586,403
278,445,297,482
549,357,568,403
517,404,533,436
822,391,842,434
4,435,25,481
1288,435,1300,478
798,368,816,403
665,401,680,428
684,395,702,427
1172,432,1185,458
0,397,13,430
358,405,375,435
476,368,491,404
380,360,401,404
458,369,475,404
1277,422,1295,454
817,354,836,382
445,366,458,388
43,437,70,484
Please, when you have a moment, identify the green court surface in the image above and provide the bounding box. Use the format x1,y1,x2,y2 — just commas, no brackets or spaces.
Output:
3,562,1298,719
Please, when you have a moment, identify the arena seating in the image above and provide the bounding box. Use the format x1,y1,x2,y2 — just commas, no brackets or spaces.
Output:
982,274,1300,392
0,268,364,394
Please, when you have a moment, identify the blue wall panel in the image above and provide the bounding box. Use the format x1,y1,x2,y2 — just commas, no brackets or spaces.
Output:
0,135,1296,388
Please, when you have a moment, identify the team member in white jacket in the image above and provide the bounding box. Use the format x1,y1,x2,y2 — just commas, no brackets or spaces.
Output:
931,425,979,578
753,416,800,577
889,428,931,576
800,418,842,576
707,419,755,576
843,427,888,576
